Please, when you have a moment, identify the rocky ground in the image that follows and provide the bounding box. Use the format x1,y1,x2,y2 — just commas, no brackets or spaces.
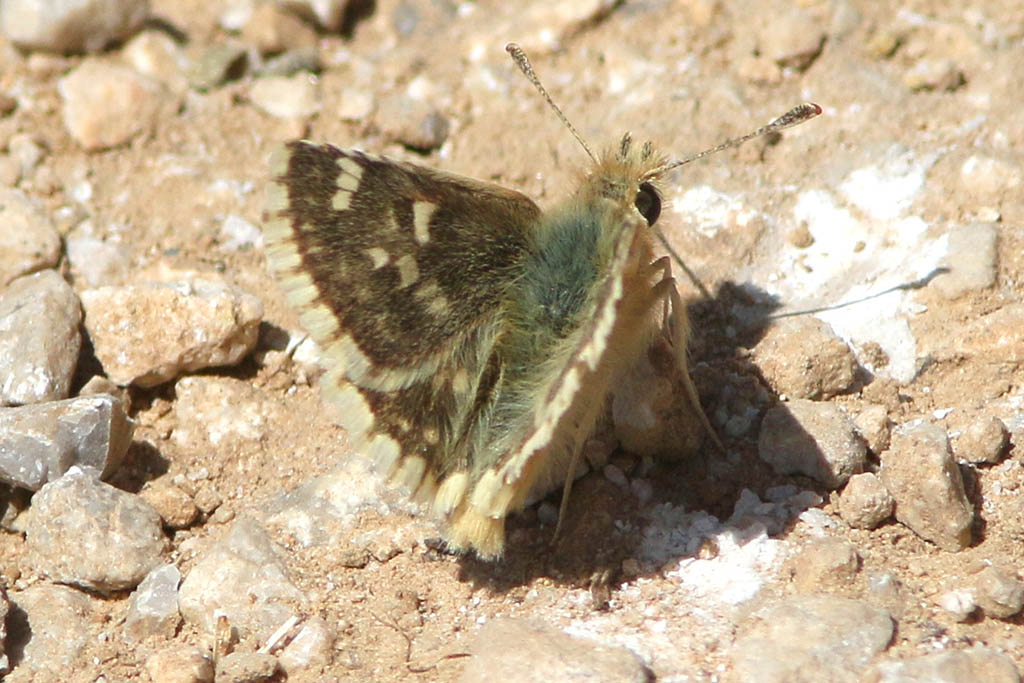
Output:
0,0,1022,681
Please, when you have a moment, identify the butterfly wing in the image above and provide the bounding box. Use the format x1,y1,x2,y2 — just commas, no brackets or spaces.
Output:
444,201,662,557
264,141,540,497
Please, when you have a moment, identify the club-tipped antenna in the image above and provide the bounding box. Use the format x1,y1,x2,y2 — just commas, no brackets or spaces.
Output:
643,102,822,181
506,42,598,164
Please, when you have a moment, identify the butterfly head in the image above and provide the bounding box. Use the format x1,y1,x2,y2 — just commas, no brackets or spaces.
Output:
585,132,667,229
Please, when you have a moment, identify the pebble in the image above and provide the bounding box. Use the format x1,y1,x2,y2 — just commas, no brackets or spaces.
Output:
145,647,215,683
261,47,321,78
0,0,148,52
376,93,450,151
8,583,93,672
973,565,1024,619
80,278,263,387
0,270,82,406
758,399,866,488
282,0,347,30
730,596,893,682
0,187,61,286
220,214,264,251
903,57,965,91
58,60,166,151
122,30,189,95
124,563,182,640
603,463,628,488
461,618,650,683
242,2,318,54
8,133,43,177
960,154,1023,197
753,317,858,400
337,87,375,121
249,73,320,119
216,652,280,683
0,393,133,490
956,303,1024,359
139,478,199,528
837,472,894,529
188,44,249,91
872,647,1020,683
880,421,973,551
0,584,7,675
25,467,167,593
756,6,825,69
852,403,892,454
173,376,270,449
277,616,336,673
65,236,133,286
935,589,977,622
933,223,998,299
951,415,1009,464
791,537,861,593
178,516,305,640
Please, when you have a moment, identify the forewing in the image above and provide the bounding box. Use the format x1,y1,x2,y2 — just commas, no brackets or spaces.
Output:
264,141,539,488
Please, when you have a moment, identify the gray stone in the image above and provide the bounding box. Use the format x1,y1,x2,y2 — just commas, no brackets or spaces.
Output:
145,646,215,683
124,563,182,640
753,317,858,400
880,421,973,551
0,393,134,490
58,60,166,151
0,188,61,286
758,399,866,488
873,648,1020,683
0,0,149,52
0,270,82,405
188,44,248,91
460,618,651,683
25,467,167,592
8,584,93,673
838,472,894,529
933,223,998,299
178,517,305,640
730,596,893,683
973,565,1024,619
377,92,450,151
81,279,263,387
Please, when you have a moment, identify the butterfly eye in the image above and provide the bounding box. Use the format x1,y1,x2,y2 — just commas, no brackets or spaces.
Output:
635,182,661,226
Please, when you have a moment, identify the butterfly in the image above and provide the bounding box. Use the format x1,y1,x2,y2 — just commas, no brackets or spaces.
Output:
263,43,820,558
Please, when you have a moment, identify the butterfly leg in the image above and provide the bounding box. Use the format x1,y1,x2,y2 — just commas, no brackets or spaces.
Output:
648,258,726,453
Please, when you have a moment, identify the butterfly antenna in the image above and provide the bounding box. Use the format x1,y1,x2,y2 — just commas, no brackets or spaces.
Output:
644,102,822,180
506,42,598,164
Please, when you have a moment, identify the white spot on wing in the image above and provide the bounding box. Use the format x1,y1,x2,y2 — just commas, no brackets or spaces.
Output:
365,247,390,269
412,201,437,244
395,254,419,287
